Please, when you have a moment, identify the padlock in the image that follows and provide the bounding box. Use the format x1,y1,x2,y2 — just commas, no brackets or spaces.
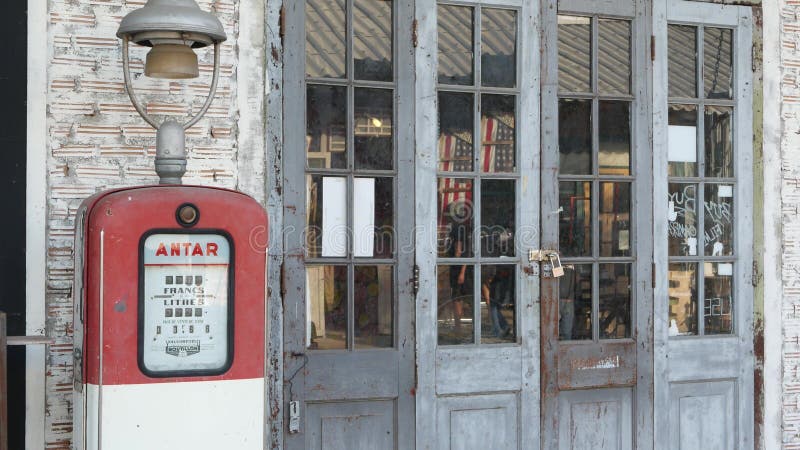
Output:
549,253,565,277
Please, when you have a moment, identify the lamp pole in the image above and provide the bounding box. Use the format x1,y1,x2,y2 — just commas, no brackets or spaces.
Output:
117,0,227,184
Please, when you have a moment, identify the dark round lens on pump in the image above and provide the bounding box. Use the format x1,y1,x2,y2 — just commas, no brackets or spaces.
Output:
177,204,199,226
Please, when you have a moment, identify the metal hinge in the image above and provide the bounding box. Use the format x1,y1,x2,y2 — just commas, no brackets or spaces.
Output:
412,19,418,48
752,260,759,287
651,35,655,61
279,5,286,44
413,265,420,295
652,263,656,288
280,261,287,298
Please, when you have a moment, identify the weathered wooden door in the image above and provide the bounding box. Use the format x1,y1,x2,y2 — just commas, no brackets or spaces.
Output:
414,0,542,448
540,0,653,448
653,1,754,448
282,1,417,448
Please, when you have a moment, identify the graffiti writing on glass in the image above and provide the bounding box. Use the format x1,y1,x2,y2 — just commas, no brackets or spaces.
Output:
667,186,697,255
704,196,732,256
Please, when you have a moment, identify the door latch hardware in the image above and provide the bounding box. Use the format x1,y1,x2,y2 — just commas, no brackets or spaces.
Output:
529,249,557,262
532,249,565,278
413,265,420,295
289,400,300,434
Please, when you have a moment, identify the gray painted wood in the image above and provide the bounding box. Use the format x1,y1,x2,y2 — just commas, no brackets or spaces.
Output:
539,1,561,447
436,393,519,450
304,352,401,401
436,347,523,395
543,1,652,448
632,0,655,447
652,1,670,448
558,0,635,18
282,1,308,446
668,381,735,450
306,400,395,450
282,1,416,448
395,2,418,446
413,0,439,448
518,4,543,448
653,2,754,449
557,388,633,450
265,0,285,448
416,1,540,448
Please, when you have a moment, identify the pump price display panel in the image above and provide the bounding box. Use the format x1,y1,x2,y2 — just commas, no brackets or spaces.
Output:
140,233,233,376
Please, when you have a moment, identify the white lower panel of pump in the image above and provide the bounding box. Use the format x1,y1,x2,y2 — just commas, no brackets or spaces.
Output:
82,378,264,450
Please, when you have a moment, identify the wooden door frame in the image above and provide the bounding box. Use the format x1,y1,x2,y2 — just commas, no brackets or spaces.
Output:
281,0,417,447
540,0,654,447
26,0,48,447
653,1,754,448
414,0,542,448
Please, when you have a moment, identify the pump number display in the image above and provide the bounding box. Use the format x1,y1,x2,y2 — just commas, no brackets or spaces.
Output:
140,233,232,375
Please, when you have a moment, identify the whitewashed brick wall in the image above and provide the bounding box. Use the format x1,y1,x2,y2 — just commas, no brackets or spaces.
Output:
44,1,242,447
782,0,800,447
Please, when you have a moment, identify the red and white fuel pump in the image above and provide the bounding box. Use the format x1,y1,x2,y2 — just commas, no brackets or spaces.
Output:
71,186,267,449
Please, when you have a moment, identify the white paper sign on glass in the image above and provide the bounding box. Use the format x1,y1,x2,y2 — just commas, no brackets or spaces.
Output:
141,234,231,374
322,177,347,257
668,125,697,162
353,177,376,257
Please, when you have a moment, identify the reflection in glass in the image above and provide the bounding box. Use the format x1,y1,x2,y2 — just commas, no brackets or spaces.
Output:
600,182,631,257
438,265,474,345
354,265,394,348
480,265,515,343
599,264,631,339
374,178,395,258
704,184,734,257
559,182,592,257
481,9,517,88
559,264,592,340
599,101,631,175
667,183,698,257
559,99,592,175
307,85,347,169
481,95,516,173
704,263,733,334
438,178,474,258
481,180,515,257
598,19,631,95
307,265,348,349
438,5,474,85
439,92,474,172
307,175,347,258
668,263,697,336
704,27,733,99
355,88,394,170
306,0,346,79
705,106,733,178
354,0,393,81
668,105,698,177
668,25,697,98
558,15,591,93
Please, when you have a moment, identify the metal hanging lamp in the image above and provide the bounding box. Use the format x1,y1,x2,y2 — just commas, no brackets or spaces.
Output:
117,0,227,184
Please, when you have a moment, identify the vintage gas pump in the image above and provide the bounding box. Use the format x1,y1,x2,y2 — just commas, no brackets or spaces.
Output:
72,187,267,450
71,2,267,449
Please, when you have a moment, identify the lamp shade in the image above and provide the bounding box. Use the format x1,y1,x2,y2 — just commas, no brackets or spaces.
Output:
145,44,199,79
117,0,227,48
